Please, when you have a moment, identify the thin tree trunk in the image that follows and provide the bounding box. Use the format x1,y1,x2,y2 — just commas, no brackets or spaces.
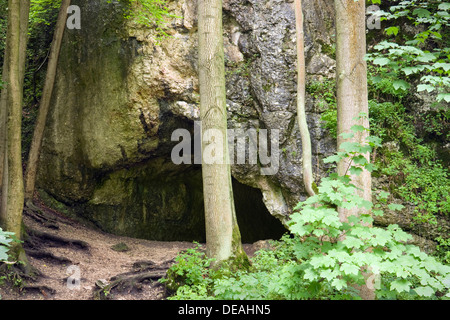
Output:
294,0,315,197
198,0,247,265
0,54,9,221
24,0,71,203
335,0,374,300
1,0,27,248
1,0,30,229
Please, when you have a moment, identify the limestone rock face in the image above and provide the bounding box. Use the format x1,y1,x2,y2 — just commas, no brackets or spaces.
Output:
38,0,336,241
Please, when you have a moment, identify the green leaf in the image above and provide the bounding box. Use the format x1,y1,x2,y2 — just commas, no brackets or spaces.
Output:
373,209,384,217
413,8,431,18
323,153,346,164
313,229,325,237
391,227,412,242
360,214,374,225
367,135,382,147
417,52,436,63
388,203,404,211
349,166,363,176
341,263,360,276
373,57,391,66
342,236,364,249
360,200,373,210
438,3,450,10
331,278,347,290
393,80,410,91
322,214,342,228
417,84,435,93
350,125,366,133
385,26,399,36
433,62,450,72
414,286,435,297
437,93,450,103
339,132,355,139
290,223,310,237
339,142,360,153
304,268,319,281
369,228,391,246
0,247,10,262
353,155,368,165
401,66,420,75
390,279,411,293
377,191,390,200
320,268,338,281
365,163,376,172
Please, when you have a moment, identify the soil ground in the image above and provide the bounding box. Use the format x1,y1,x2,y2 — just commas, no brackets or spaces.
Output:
0,202,262,300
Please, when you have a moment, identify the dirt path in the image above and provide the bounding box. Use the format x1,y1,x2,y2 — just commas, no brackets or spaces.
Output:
0,203,261,300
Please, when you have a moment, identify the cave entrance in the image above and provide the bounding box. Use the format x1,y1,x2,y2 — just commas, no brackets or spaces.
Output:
232,179,287,243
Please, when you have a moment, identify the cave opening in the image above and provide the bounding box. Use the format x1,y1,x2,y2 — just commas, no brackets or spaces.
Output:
231,178,287,244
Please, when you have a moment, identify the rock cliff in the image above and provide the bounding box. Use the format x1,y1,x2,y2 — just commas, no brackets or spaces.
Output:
38,0,338,241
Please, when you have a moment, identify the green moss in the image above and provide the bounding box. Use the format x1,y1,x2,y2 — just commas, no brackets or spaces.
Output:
111,242,130,252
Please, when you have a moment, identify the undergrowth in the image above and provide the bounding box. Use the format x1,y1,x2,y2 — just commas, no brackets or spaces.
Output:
161,125,450,300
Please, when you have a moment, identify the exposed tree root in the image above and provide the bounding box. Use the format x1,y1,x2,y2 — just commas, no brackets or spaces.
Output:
24,200,59,230
93,260,173,300
26,249,72,265
21,285,56,298
26,228,90,251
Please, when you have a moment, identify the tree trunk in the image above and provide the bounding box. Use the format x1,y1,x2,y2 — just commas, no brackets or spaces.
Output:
0,55,8,219
335,0,374,300
24,0,71,203
1,0,29,253
198,0,247,265
294,0,315,197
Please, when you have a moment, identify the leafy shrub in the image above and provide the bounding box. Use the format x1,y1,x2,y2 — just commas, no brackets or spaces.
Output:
160,242,215,297
0,228,14,263
163,128,450,300
306,78,337,138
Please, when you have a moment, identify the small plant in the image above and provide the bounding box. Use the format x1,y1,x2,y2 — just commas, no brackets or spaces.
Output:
306,78,337,138
436,237,450,265
0,228,14,263
160,242,215,296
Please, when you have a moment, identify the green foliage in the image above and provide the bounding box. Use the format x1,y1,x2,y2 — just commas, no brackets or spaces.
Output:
306,78,337,138
29,0,62,26
368,97,450,222
159,242,215,297
0,228,15,263
288,179,449,300
113,0,179,43
163,128,450,300
366,0,450,103
436,237,450,265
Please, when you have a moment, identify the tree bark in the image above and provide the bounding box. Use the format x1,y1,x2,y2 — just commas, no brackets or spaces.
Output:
0,58,8,220
294,0,315,197
335,0,374,300
1,0,29,248
198,0,247,265
0,13,10,219
24,0,71,203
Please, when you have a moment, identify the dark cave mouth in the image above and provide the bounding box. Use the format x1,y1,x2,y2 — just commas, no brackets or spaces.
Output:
232,179,287,244
37,164,287,244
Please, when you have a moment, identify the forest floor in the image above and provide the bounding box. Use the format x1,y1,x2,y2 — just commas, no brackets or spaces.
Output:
0,200,262,300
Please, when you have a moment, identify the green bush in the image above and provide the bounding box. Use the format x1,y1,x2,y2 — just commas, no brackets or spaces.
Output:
162,129,450,300
0,228,14,263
